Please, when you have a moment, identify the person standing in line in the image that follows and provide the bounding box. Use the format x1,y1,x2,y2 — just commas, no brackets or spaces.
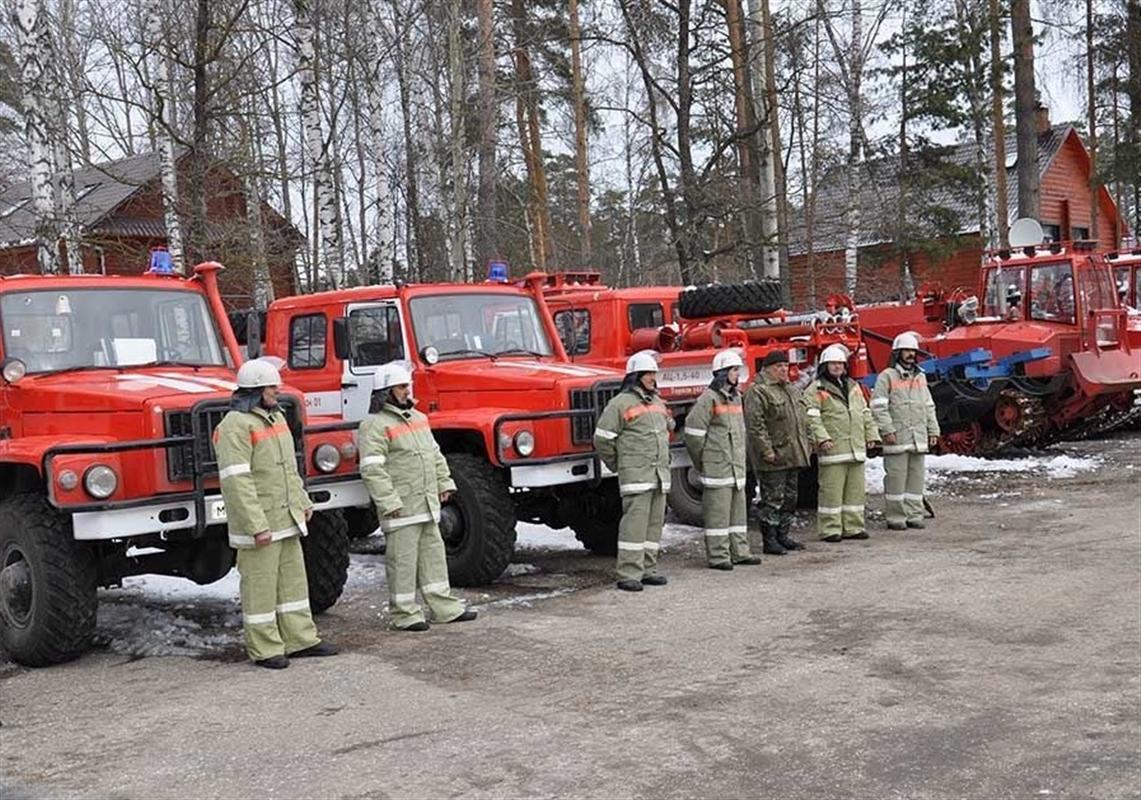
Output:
744,350,811,555
214,359,337,669
870,332,941,530
684,349,762,570
803,345,880,542
594,350,673,592
359,362,477,630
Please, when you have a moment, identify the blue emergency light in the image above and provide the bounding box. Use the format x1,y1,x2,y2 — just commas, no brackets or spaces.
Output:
148,248,174,275
486,260,510,283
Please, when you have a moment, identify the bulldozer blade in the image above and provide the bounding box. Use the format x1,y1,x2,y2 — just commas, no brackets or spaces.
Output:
1069,349,1141,397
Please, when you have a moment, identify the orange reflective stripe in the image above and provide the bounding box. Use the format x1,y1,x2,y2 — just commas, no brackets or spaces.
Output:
386,419,432,439
250,422,290,444
212,428,220,445
712,404,743,415
889,377,925,391
817,390,830,405
623,404,669,420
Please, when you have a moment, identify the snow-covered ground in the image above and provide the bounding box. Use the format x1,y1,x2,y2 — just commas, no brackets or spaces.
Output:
864,453,1101,494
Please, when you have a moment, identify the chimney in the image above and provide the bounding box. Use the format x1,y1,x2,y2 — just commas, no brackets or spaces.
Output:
1035,103,1051,135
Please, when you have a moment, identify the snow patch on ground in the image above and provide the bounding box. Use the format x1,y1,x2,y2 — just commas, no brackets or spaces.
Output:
864,453,1101,495
515,521,703,553
503,562,542,576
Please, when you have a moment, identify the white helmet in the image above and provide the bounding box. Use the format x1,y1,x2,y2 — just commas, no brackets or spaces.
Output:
712,349,745,372
626,350,659,374
375,361,413,391
819,344,849,364
236,359,283,389
892,331,921,351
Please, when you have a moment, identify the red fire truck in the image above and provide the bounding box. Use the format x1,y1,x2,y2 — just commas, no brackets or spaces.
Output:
539,271,866,523
260,271,628,585
0,261,366,666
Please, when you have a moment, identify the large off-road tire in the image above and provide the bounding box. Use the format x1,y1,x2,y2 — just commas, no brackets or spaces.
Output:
0,493,98,667
678,280,784,319
667,467,704,527
439,454,516,586
300,510,350,614
567,479,622,556
344,505,380,540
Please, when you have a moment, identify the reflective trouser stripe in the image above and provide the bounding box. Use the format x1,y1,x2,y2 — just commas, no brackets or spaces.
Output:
702,485,751,566
883,453,926,524
386,521,465,627
380,511,440,533
617,490,666,581
818,461,866,537
237,536,320,661
230,526,302,548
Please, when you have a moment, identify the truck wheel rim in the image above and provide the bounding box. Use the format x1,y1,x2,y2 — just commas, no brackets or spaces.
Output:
438,504,466,555
0,546,33,628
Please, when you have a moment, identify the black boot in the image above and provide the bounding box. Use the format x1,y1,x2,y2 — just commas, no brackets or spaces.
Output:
641,574,668,586
776,527,803,551
617,579,644,592
399,621,430,632
446,609,478,622
290,642,338,658
254,655,289,669
762,525,787,555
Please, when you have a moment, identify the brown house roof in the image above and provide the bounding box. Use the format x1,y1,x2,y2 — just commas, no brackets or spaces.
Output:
0,150,301,248
789,123,1075,256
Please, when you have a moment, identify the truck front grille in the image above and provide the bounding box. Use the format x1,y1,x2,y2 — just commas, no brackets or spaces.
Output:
165,398,302,482
569,380,624,445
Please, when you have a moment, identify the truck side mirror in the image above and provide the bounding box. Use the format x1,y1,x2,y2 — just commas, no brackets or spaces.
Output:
333,317,351,360
246,311,262,359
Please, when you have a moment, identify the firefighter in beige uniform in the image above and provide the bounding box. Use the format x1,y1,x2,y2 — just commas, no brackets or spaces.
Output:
214,359,337,669
870,332,941,529
804,345,880,541
359,362,476,630
594,351,673,592
683,349,762,570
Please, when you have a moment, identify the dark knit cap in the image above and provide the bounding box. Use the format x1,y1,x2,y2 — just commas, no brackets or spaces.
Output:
761,350,789,367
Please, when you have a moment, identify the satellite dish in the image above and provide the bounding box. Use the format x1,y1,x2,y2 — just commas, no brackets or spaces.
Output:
1009,217,1045,248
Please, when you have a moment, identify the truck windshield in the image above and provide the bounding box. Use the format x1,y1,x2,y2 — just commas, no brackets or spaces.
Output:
0,288,227,374
1028,262,1076,324
408,293,554,360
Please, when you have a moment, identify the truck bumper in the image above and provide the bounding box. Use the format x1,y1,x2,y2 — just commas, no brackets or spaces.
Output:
507,449,693,488
71,479,371,541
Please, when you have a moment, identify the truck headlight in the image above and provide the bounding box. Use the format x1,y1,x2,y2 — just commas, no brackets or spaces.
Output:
84,465,118,499
513,430,535,457
313,444,341,473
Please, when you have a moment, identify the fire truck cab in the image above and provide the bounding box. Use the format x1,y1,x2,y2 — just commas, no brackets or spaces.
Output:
0,261,365,666
261,272,628,585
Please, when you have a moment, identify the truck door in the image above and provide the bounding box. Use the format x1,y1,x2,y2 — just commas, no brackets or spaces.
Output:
341,301,408,422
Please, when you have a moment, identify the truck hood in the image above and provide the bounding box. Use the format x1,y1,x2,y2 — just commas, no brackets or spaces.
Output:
11,368,237,413
430,358,620,394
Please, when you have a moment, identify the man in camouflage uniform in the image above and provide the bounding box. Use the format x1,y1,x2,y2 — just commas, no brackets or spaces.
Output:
359,362,477,630
215,359,337,669
684,349,762,570
594,350,673,591
744,350,810,554
871,332,941,530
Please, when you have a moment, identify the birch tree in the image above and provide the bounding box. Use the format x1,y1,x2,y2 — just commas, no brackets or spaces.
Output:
16,0,58,274
146,0,186,274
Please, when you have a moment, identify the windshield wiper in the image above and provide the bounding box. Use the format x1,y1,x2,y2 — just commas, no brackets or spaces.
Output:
136,360,206,370
30,364,123,377
438,349,498,361
495,348,545,358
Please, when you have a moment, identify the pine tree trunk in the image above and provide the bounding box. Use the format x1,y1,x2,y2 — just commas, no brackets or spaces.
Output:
1129,0,1140,233
447,0,469,281
845,0,863,295
989,0,1009,246
475,0,498,268
17,0,59,275
569,0,592,265
511,0,553,269
745,0,780,280
725,0,760,278
1086,0,1098,242
147,2,186,275
1010,0,1039,221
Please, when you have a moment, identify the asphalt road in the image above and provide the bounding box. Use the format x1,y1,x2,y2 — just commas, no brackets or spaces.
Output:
2,434,1139,799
